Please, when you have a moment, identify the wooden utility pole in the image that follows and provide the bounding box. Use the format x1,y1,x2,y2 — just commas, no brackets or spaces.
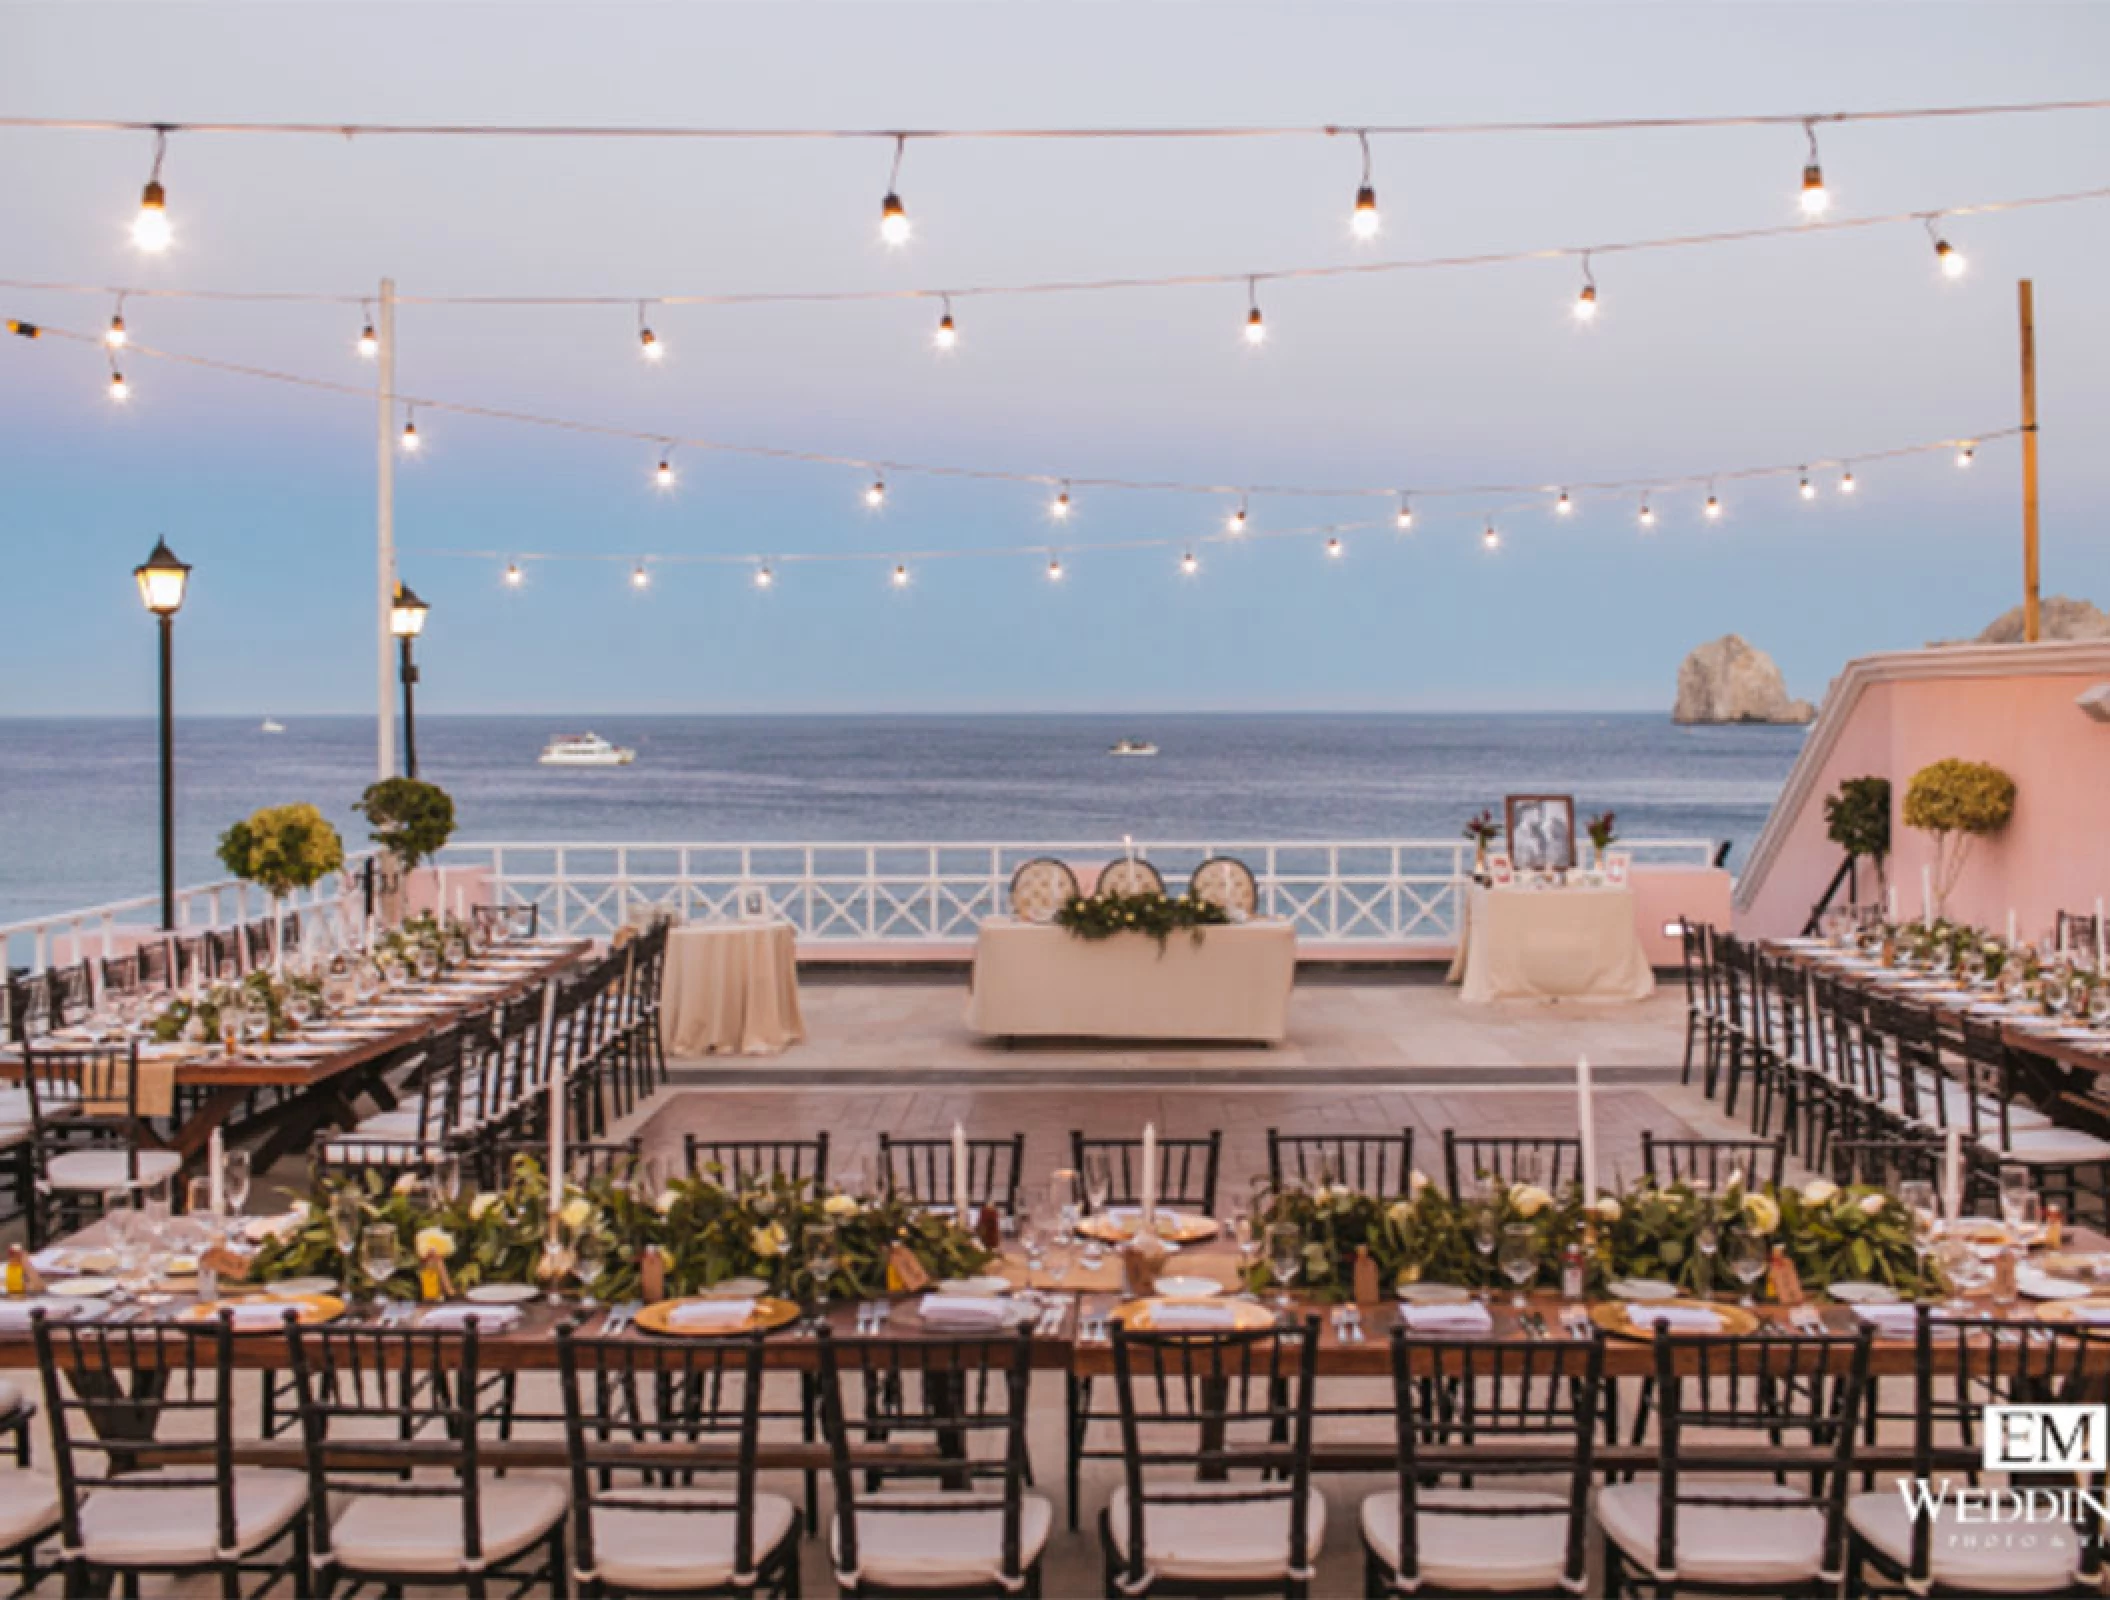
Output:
2020,278,2041,642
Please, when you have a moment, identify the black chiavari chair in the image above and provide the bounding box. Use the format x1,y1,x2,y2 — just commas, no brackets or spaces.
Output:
1827,1136,1945,1192
2055,910,2102,960
97,951,141,1000
45,962,92,1031
1070,1130,1221,1214
878,1132,1026,1216
19,1042,181,1247
1678,920,1716,1088
1267,1128,1416,1195
137,938,173,989
1639,1133,1786,1193
489,1135,643,1192
684,1133,832,1192
1954,1012,2110,1227
1441,1132,1581,1199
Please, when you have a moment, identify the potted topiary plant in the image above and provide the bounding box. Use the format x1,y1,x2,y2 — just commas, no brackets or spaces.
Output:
354,777,457,925
1822,775,1891,903
1902,759,2015,919
216,802,346,973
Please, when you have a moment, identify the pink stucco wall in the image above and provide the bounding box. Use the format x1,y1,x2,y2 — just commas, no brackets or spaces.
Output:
1736,651,2110,941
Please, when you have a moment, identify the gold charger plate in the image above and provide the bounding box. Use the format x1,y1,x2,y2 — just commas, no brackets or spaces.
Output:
633,1296,801,1338
1109,1297,1279,1334
1589,1298,1760,1339
181,1292,345,1329
1077,1212,1220,1245
2034,1297,2110,1325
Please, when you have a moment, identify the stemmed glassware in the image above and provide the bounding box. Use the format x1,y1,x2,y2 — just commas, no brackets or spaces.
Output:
1048,1170,1079,1245
1472,1206,1499,1297
1727,1230,1769,1307
222,1148,252,1220
572,1230,608,1306
803,1225,838,1307
1898,1179,1940,1297
1265,1223,1302,1312
359,1224,399,1314
329,1191,364,1301
1498,1224,1538,1309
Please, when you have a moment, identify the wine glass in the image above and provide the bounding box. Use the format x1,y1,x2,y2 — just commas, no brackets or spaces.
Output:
1936,1236,1988,1316
1728,1229,1769,1308
220,1148,252,1218
430,1153,462,1206
1998,1166,2035,1236
2044,968,2073,1018
185,1177,217,1242
1898,1179,1939,1295
2090,986,2110,1031
2008,1192,2044,1248
572,1231,608,1306
1016,1212,1046,1283
359,1224,399,1312
1082,1152,1112,1218
329,1191,364,1299
1498,1224,1538,1309
1472,1207,1499,1297
103,1191,143,1296
1049,1170,1079,1244
803,1225,838,1306
1234,1209,1263,1284
1264,1223,1302,1312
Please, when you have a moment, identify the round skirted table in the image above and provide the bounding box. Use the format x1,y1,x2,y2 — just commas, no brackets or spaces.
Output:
660,921,806,1057
1446,884,1655,1003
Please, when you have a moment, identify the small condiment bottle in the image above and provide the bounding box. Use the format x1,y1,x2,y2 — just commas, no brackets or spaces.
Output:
1560,1241,1586,1302
3,1246,24,1297
1991,1246,2020,1315
1767,1246,1804,1307
976,1203,1003,1252
2045,1202,2065,1251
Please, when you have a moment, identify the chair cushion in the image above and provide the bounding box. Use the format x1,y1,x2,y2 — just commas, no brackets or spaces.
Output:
1988,1125,2110,1165
1849,1490,2079,1593
45,1148,182,1192
832,1490,1054,1590
1361,1488,1575,1592
0,1379,25,1415
591,1487,797,1591
79,1468,306,1566
329,1478,567,1576
1596,1480,1829,1588
0,1477,59,1553
1106,1483,1327,1584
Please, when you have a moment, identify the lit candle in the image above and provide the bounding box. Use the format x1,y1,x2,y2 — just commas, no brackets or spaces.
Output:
1575,1054,1598,1202
208,1127,225,1215
542,982,564,1217
952,1121,970,1228
1141,1122,1157,1225
1922,864,1936,925
1942,1127,1963,1225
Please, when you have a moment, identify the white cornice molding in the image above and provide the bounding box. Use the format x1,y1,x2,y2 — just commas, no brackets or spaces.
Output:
1734,641,2110,913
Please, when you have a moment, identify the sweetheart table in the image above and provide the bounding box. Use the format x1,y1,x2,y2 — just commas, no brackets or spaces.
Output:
1447,883,1655,1003
966,917,1295,1044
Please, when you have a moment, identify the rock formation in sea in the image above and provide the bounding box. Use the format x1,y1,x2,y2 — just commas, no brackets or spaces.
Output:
1966,595,2110,644
1672,634,1817,725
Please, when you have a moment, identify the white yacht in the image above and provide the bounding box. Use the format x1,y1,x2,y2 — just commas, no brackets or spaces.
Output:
260,717,286,734
538,732,637,767
1108,738,1159,758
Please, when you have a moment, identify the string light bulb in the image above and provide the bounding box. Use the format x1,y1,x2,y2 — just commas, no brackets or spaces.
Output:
1226,498,1249,535
1396,498,1414,532
891,563,910,588
754,564,775,590
879,135,911,247
1046,554,1064,582
1638,500,1656,528
1704,491,1723,520
1244,279,1267,346
1925,218,1966,278
1957,442,1975,468
400,411,420,452
132,130,171,253
864,477,887,510
1051,482,1072,521
1799,472,1816,500
934,295,957,350
630,562,651,590
1799,120,1830,216
1325,536,1344,559
107,366,129,402
1840,467,1857,494
655,453,674,489
104,306,128,349
1572,254,1599,322
1180,550,1199,576
356,320,378,360
1349,130,1381,240
637,304,662,361
1482,523,1500,551
1555,489,1574,516
503,561,524,587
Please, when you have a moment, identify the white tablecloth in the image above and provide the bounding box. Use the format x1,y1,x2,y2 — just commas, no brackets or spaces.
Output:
966,917,1295,1043
1446,884,1655,1003
660,921,805,1057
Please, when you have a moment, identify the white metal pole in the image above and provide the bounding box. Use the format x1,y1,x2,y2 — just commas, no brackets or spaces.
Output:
376,276,398,781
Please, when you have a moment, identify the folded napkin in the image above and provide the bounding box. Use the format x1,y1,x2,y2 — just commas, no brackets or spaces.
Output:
1629,1305,1723,1332
2068,1306,2110,1325
220,1302,302,1332
668,1298,755,1329
1400,1302,1495,1333
0,1301,75,1330
418,1304,523,1332
1852,1304,1920,1335
1145,1303,1238,1330
918,1294,1013,1326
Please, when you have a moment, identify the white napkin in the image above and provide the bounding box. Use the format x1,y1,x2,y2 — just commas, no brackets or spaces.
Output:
2068,1307,2110,1325
0,1301,74,1330
1852,1304,1921,1335
1400,1301,1496,1333
29,1248,77,1277
219,1303,301,1332
669,1298,755,1329
1630,1305,1723,1332
918,1295,1013,1326
418,1304,523,1332
1145,1303,1237,1330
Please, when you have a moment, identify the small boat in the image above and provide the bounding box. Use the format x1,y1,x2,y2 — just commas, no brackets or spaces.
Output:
538,732,637,767
260,718,286,734
1108,738,1159,758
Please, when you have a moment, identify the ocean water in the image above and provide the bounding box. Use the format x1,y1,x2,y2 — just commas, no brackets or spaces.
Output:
0,713,1805,926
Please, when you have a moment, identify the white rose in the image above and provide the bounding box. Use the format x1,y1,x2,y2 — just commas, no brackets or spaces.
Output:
750,1223,787,1259
1595,1198,1622,1223
655,1188,681,1215
467,1192,501,1221
413,1227,456,1262
1408,1170,1431,1198
1385,1200,1412,1227
393,1173,421,1196
559,1197,594,1233
1510,1184,1550,1220
1859,1193,1889,1217
1800,1179,1838,1207
823,1193,859,1218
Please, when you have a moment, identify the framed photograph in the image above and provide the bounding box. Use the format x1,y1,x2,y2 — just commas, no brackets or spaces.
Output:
1486,852,1514,886
1504,794,1576,873
735,882,772,923
1603,849,1632,886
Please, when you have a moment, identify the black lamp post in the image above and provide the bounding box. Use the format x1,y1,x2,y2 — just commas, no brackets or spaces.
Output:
134,538,191,931
389,581,429,779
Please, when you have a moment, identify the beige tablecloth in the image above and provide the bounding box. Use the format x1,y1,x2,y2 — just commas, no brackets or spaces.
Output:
661,922,805,1057
966,917,1295,1043
1446,884,1655,1003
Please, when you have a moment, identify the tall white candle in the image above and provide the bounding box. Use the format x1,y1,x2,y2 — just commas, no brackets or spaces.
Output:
2008,908,2018,948
542,982,564,1216
1942,1127,1963,1224
1123,834,1136,863
952,1121,970,1228
1141,1122,1157,1224
2097,898,2106,971
1922,864,1936,925
208,1127,225,1215
455,885,467,927
1887,885,1898,923
1575,1055,1598,1202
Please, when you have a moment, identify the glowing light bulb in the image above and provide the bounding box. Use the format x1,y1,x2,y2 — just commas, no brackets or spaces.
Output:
1350,184,1380,240
400,419,420,452
1226,504,1248,535
1555,490,1574,516
357,322,378,359
503,562,524,587
880,192,910,247
1935,238,1966,279
1244,305,1267,346
754,565,775,590
1704,494,1722,520
1840,470,1856,494
655,458,674,489
133,181,170,253
631,563,650,590
1180,550,1199,576
934,311,957,350
1572,283,1598,322
1325,537,1344,559
1800,475,1816,500
891,563,910,588
1800,163,1829,216
1639,502,1656,528
639,326,662,361
1957,444,1975,468
105,315,127,349
1396,500,1414,532
1046,555,1064,582
1051,487,1071,521
865,478,887,510
108,369,129,402
1482,524,1500,551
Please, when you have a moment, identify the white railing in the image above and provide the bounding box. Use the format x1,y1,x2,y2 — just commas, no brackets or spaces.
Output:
2,856,378,974
435,838,1720,950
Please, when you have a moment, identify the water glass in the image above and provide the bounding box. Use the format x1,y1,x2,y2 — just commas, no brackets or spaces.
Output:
1472,1207,1499,1295
103,1192,143,1290
1728,1229,1769,1307
1498,1223,1538,1308
1082,1152,1112,1217
1017,1213,1046,1280
185,1176,216,1229
2091,986,2110,1029
359,1224,399,1307
1265,1223,1303,1310
803,1226,838,1304
430,1153,461,1206
572,1231,608,1303
330,1191,364,1294
1048,1170,1079,1243
1998,1165,2035,1232
1936,1236,1989,1314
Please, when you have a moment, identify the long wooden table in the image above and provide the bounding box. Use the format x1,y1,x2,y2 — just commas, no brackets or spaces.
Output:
0,938,591,1164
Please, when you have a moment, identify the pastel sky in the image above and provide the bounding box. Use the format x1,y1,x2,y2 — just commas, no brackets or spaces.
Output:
2,1,2106,717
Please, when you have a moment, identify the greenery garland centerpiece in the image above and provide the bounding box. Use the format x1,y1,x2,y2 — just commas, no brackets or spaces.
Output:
150,969,326,1046
1054,890,1229,949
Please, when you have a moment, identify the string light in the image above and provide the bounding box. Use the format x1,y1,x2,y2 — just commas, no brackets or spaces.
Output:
1226,498,1249,535
107,360,129,402
654,451,675,489
754,563,775,590
630,561,651,590
104,298,127,348
1924,217,1967,278
933,294,957,350
1051,482,1072,520
1638,499,1655,528
1325,536,1344,559
131,129,171,252
356,304,378,359
637,302,662,361
879,135,910,247
1349,130,1381,240
1180,550,1199,576
1840,466,1857,493
1555,489,1574,516
1046,553,1064,582
1799,120,1830,216
503,561,524,587
1482,522,1500,551
1799,471,1816,500
1396,497,1414,531
1704,487,1723,520
1573,253,1599,322
864,477,887,510
1957,442,1975,467
1244,279,1267,345
891,563,910,588
400,408,420,451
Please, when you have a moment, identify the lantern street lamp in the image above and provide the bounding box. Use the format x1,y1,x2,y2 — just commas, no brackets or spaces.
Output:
389,581,429,779
133,539,191,930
